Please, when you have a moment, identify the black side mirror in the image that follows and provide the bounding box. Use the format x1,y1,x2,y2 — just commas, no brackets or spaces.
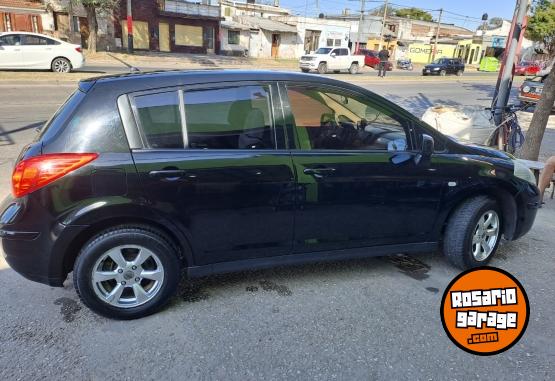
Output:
421,134,435,157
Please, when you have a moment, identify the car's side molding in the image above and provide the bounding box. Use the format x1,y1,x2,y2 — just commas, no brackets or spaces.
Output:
187,242,438,278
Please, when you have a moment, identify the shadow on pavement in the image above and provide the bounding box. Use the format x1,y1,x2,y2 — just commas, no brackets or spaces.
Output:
0,121,45,146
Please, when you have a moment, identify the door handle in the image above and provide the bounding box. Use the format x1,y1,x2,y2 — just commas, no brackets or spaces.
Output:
149,170,187,179
303,167,336,178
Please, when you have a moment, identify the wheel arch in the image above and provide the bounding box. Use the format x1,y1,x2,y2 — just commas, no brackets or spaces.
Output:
437,187,518,241
51,56,72,70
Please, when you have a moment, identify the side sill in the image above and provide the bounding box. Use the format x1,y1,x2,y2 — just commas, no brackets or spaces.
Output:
187,242,438,278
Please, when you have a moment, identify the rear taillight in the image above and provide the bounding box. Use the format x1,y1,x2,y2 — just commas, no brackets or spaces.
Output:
75,47,82,53
12,153,98,198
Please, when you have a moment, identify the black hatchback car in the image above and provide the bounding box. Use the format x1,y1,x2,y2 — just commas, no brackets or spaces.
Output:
1,70,539,319
423,58,465,76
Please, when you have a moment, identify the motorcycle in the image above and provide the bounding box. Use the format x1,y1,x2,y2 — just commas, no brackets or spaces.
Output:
397,59,413,71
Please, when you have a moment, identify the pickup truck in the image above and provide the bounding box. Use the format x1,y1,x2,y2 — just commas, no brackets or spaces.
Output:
299,47,365,74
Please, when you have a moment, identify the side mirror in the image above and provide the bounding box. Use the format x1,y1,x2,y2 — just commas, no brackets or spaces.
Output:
421,134,435,157
331,52,336,57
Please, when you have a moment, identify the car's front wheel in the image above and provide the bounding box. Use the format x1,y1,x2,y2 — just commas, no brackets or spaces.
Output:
73,226,181,319
317,62,327,74
443,196,502,269
51,57,72,73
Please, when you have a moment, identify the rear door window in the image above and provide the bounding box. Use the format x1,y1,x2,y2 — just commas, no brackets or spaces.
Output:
184,85,275,149
0,34,21,46
134,91,184,149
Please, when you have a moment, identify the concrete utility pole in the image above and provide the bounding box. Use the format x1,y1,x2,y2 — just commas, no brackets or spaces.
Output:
67,0,73,35
430,8,443,62
356,0,365,53
127,0,134,53
491,0,529,127
378,0,388,50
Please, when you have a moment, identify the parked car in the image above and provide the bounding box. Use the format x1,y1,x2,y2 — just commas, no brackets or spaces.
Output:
514,61,541,76
422,58,465,76
358,49,393,71
0,31,84,73
299,47,365,74
518,74,555,109
1,71,540,319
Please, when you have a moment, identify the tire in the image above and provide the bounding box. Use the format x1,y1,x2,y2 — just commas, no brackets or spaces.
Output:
301,68,310,73
51,57,72,73
439,69,447,76
73,226,181,319
317,62,327,74
349,63,359,75
333,70,340,74
443,196,502,269
456,70,463,76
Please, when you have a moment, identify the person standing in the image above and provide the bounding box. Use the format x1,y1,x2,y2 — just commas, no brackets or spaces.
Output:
378,47,390,77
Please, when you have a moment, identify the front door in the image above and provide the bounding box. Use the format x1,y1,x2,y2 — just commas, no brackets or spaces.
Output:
159,22,170,52
0,34,23,68
129,83,295,265
271,34,280,58
20,34,52,68
281,83,443,253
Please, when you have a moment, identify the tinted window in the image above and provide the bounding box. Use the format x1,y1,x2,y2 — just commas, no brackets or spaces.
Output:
23,35,49,45
134,91,183,149
0,34,21,46
287,86,408,151
184,85,274,149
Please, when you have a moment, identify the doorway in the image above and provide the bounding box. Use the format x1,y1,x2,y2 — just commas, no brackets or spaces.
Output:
159,22,170,52
204,26,215,54
271,33,280,58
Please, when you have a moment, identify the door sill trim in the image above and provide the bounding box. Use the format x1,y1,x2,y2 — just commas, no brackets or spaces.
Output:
187,242,438,278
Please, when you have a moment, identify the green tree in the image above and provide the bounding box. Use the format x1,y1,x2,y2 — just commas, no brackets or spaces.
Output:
76,0,120,53
394,7,433,22
525,0,555,57
520,0,555,161
369,4,395,17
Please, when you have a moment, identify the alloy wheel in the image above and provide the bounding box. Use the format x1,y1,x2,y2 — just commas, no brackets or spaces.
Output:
471,210,500,261
91,245,165,308
53,59,70,73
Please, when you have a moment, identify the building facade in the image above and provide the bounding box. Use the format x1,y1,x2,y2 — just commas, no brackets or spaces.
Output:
0,0,46,33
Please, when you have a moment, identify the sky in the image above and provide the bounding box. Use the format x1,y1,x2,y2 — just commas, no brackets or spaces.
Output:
277,0,517,29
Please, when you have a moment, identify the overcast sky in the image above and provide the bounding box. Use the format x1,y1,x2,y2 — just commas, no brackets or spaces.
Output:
278,0,517,29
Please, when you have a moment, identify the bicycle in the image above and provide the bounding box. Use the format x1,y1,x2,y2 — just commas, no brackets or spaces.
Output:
485,104,528,154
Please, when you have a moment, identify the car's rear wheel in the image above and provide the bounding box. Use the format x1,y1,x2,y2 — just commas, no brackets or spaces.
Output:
443,197,502,269
456,70,463,76
440,69,447,76
51,57,72,73
73,226,181,319
349,63,359,75
301,68,310,73
317,62,327,74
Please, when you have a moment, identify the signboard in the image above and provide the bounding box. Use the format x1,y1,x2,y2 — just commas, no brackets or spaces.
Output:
491,36,506,48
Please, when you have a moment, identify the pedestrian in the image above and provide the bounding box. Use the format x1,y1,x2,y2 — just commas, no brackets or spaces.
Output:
538,155,555,202
378,47,390,77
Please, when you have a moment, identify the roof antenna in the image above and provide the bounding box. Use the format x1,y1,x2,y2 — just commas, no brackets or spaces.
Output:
107,52,141,73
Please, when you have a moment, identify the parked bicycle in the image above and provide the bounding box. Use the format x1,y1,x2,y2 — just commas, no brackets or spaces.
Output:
485,104,528,154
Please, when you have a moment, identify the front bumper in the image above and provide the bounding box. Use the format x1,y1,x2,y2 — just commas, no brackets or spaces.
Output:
299,61,318,69
422,69,441,75
512,182,541,240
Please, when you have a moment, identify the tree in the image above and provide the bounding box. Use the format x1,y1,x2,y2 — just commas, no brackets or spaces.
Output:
525,0,555,57
76,0,120,53
394,7,433,22
520,0,555,161
369,4,395,17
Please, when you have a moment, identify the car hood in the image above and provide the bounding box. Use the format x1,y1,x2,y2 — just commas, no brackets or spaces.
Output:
452,138,514,160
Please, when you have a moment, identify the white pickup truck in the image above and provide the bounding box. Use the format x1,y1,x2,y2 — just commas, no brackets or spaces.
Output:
299,47,365,75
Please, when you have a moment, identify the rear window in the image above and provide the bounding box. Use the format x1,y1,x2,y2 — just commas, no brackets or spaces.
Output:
37,89,86,142
132,85,275,150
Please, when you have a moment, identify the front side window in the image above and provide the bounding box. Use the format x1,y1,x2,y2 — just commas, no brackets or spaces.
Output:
228,30,240,45
184,85,274,150
22,35,50,45
287,86,408,151
134,91,184,149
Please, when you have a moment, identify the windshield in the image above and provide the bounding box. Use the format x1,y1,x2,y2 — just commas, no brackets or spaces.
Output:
431,59,445,64
315,48,332,54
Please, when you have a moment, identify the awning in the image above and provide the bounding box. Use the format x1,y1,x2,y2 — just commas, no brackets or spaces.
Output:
221,19,250,31
238,16,297,33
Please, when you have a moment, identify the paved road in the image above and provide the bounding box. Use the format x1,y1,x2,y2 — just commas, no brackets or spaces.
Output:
0,79,553,380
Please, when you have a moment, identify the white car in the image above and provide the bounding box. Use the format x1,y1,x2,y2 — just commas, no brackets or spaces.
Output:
299,47,365,75
0,31,84,73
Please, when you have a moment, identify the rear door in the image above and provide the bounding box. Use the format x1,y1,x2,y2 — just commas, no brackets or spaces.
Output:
0,34,23,68
280,82,444,253
128,82,296,265
21,34,55,68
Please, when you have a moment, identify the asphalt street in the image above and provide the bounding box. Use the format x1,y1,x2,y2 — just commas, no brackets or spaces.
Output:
0,75,553,380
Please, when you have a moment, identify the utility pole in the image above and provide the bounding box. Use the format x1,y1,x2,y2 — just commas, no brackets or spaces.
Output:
378,0,388,50
491,0,529,128
356,0,365,53
430,8,443,62
127,0,134,54
67,0,74,36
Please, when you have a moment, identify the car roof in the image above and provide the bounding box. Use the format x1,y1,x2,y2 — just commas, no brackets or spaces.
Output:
81,69,367,95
